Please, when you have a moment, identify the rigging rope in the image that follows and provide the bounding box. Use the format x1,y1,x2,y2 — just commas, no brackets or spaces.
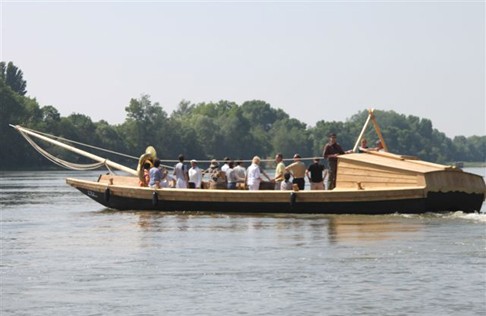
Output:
19,126,138,160
19,130,108,171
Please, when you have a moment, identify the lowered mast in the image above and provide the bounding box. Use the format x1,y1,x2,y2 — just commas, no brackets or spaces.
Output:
10,124,138,176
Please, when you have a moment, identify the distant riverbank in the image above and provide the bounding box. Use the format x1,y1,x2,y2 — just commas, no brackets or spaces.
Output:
459,162,486,168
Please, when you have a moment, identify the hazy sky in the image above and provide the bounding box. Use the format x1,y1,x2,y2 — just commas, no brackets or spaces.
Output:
2,1,485,137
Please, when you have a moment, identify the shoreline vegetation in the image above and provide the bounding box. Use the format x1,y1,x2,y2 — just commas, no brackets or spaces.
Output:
1,61,485,171
460,162,486,168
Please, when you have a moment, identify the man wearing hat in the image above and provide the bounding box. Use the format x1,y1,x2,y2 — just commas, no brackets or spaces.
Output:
205,159,219,179
322,133,345,190
285,154,306,190
188,159,202,189
205,159,227,187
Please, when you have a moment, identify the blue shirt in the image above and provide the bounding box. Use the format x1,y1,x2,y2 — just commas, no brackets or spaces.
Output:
149,167,162,186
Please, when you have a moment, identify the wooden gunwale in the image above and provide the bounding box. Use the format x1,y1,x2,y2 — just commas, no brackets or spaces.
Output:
66,177,427,203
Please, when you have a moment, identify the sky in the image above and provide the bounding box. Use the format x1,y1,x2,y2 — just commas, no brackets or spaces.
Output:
1,0,485,138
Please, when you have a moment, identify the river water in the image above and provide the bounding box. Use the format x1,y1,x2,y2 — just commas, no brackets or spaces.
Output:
1,169,485,315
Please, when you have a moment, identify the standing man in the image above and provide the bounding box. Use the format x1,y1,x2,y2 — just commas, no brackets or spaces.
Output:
273,153,285,190
149,159,163,189
247,156,263,191
226,161,238,190
285,154,306,190
233,160,247,185
221,157,231,174
306,158,326,190
322,133,345,190
173,154,189,188
188,159,202,189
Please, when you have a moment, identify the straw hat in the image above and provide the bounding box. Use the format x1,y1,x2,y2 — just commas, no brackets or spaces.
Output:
210,159,219,167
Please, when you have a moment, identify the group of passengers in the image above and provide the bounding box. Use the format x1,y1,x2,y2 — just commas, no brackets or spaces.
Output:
265,153,327,191
141,133,384,190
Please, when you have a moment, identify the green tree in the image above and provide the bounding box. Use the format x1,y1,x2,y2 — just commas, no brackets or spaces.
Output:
240,100,288,131
32,105,61,134
0,78,45,169
216,105,255,159
61,114,99,154
122,94,170,156
2,62,486,171
270,118,311,158
1,61,27,95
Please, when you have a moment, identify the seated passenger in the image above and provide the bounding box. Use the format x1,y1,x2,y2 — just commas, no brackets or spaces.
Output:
206,159,226,189
160,166,175,188
205,159,219,179
139,162,152,187
358,138,369,153
280,172,293,190
370,140,384,152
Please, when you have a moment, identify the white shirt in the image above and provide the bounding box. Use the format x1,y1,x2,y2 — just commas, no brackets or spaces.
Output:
233,165,246,181
246,163,261,185
188,166,202,188
174,162,187,181
221,163,230,174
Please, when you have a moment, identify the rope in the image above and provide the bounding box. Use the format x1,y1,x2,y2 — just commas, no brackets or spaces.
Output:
158,157,320,166
104,162,117,175
19,126,138,160
20,131,108,171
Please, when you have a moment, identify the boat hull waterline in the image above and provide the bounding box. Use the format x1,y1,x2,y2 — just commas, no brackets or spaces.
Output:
67,178,484,214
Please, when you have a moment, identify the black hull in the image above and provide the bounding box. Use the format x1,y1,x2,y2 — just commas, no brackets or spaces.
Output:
76,187,484,214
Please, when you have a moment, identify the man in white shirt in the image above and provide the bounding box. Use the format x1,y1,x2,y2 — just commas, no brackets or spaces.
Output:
221,157,231,174
246,156,262,191
188,159,202,189
173,154,189,188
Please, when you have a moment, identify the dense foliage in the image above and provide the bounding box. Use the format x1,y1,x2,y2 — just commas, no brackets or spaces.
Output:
1,62,484,170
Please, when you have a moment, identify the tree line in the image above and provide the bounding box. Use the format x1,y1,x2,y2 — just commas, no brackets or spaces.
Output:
1,61,484,171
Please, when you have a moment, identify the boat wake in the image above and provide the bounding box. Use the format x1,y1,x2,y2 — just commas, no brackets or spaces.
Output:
396,211,486,222
446,211,486,223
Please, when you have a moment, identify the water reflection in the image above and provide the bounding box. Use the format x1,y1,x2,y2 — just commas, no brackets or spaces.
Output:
327,215,423,244
98,210,425,246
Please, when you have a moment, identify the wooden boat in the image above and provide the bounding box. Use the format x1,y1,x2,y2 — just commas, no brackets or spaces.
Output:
11,111,485,214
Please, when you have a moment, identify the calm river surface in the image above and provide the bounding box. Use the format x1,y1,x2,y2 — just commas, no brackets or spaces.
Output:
1,169,485,316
